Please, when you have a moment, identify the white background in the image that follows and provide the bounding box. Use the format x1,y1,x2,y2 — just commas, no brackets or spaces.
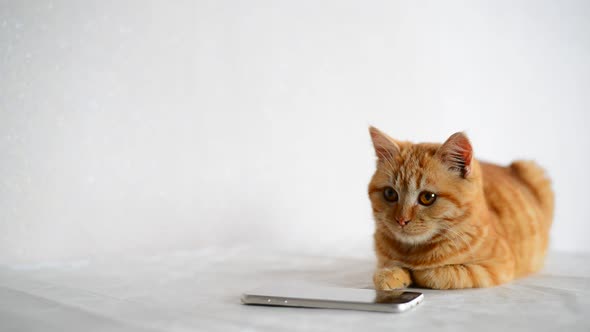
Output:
1,0,589,264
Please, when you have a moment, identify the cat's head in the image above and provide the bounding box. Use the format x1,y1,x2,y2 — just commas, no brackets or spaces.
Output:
368,127,480,245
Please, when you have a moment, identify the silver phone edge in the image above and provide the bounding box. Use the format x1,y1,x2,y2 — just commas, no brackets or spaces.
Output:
240,293,424,313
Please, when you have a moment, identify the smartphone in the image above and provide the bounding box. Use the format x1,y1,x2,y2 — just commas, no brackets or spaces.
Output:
241,283,423,313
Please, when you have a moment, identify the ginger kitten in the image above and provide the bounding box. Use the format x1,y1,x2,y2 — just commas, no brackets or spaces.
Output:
368,127,554,290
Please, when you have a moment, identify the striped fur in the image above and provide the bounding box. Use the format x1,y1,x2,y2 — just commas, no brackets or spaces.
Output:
368,127,554,290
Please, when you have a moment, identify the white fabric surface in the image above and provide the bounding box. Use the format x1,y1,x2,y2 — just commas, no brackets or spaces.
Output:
1,247,589,331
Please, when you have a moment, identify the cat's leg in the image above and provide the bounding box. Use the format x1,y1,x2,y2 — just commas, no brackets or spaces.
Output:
373,266,412,290
411,263,513,289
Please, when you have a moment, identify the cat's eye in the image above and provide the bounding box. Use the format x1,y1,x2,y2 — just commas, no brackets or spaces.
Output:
383,187,398,202
418,191,437,206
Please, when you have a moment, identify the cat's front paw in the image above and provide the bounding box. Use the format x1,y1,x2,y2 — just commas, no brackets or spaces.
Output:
373,267,412,290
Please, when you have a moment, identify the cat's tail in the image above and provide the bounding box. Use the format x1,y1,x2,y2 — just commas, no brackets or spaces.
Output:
510,160,555,230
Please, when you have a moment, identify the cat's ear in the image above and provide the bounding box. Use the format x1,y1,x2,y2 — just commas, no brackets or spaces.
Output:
437,132,473,178
369,126,401,161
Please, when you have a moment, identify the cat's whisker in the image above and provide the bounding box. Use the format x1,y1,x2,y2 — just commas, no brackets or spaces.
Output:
437,224,476,260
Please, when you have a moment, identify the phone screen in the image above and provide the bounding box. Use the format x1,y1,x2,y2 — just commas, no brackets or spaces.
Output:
248,284,418,303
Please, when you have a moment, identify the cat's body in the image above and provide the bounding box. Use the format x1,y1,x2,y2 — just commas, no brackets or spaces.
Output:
369,128,553,290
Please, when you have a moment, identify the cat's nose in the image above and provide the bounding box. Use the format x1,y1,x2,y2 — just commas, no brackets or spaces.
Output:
395,217,411,227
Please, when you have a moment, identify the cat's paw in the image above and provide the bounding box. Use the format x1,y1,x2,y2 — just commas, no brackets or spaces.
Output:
373,267,411,290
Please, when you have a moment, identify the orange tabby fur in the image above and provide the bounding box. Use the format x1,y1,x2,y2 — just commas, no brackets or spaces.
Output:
368,127,554,290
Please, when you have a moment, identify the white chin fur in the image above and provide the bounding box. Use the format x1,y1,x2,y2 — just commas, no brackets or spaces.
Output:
392,228,436,245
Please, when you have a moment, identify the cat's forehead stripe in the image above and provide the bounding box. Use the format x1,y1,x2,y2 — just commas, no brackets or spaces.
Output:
389,149,428,190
